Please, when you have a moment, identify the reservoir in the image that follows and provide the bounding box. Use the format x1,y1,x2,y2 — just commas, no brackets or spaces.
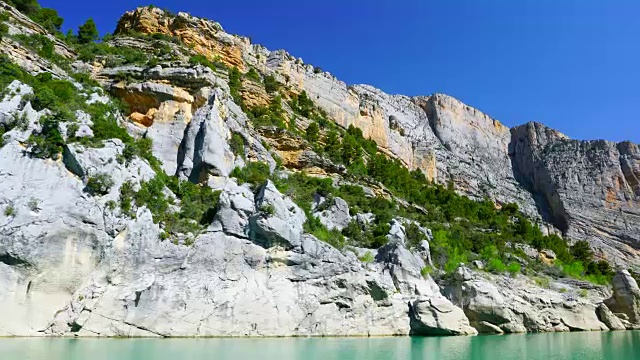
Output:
1,331,639,359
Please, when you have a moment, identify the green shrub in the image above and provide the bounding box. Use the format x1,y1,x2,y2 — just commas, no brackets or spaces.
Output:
570,240,593,263
260,204,276,216
26,116,65,159
443,247,468,274
76,41,148,65
189,54,227,71
534,276,550,288
85,173,114,196
420,266,433,278
342,219,374,248
304,214,345,249
487,258,507,273
118,180,136,217
6,1,64,33
245,67,261,82
356,251,373,264
405,222,426,249
27,198,40,212
4,204,15,217
12,34,55,61
263,74,279,93
121,137,155,165
230,162,270,188
105,200,117,211
559,260,585,279
228,67,243,107
305,122,319,142
134,175,170,219
0,23,9,41
289,90,315,118
246,96,286,128
172,180,221,225
507,262,521,276
229,133,245,157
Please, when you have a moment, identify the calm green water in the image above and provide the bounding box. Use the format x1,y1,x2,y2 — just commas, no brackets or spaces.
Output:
1,332,639,360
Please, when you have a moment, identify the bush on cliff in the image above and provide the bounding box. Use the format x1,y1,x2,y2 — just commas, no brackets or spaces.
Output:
85,173,114,196
246,96,287,128
6,0,64,34
230,161,270,188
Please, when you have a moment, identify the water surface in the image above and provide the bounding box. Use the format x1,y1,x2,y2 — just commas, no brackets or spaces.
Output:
1,331,639,359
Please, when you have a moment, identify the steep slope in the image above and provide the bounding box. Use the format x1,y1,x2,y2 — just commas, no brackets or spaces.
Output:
1,2,640,338
511,122,640,265
111,6,639,266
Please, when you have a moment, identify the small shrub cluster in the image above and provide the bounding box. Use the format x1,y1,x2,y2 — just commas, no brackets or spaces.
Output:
228,67,243,108
245,67,261,82
230,161,270,188
229,133,245,158
189,54,228,72
85,173,114,196
4,204,16,217
76,42,148,66
246,96,287,128
25,114,64,159
359,251,375,264
263,75,279,94
6,0,63,34
0,19,10,41
121,173,221,239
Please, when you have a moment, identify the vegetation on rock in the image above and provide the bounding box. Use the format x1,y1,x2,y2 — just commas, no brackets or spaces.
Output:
5,0,63,33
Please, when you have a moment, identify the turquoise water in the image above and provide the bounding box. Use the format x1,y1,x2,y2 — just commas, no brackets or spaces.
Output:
1,332,639,359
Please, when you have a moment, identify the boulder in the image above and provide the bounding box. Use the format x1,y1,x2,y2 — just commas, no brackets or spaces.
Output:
313,197,350,231
249,181,306,248
376,239,430,295
605,270,640,324
386,219,406,244
409,297,477,336
596,304,626,331
414,240,434,268
211,180,256,238
177,92,235,181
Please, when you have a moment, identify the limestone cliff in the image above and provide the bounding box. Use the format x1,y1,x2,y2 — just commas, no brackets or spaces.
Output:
1,1,640,338
511,122,640,265
113,7,640,266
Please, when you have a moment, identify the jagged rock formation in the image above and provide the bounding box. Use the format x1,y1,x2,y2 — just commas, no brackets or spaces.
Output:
443,266,618,333
605,270,640,325
0,129,475,336
0,1,75,77
112,7,640,266
1,2,640,338
511,122,640,265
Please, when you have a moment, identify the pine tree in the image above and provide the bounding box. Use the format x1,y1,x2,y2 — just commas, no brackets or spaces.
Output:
77,18,99,44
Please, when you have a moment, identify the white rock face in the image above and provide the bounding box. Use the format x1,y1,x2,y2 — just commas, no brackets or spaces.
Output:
177,93,235,180
0,146,475,336
250,181,306,248
314,197,351,231
605,270,640,324
443,266,614,333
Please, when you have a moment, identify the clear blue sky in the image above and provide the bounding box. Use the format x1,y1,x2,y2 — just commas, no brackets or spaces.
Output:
41,0,639,143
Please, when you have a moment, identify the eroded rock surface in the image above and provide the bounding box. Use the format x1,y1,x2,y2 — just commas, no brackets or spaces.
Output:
443,266,611,333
